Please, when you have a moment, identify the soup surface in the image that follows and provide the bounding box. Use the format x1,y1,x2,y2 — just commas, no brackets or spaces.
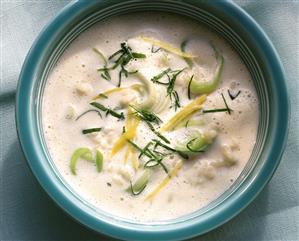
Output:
43,13,259,221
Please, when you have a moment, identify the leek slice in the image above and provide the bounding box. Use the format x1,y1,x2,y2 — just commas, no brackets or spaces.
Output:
128,169,151,195
136,70,170,113
175,132,209,155
92,48,107,65
180,40,193,67
70,148,93,175
160,95,207,132
140,37,197,58
190,47,224,94
145,160,183,201
95,150,103,173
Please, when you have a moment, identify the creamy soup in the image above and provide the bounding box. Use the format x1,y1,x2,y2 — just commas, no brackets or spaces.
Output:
42,13,259,222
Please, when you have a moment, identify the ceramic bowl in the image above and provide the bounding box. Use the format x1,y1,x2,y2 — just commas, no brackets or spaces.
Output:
16,1,289,240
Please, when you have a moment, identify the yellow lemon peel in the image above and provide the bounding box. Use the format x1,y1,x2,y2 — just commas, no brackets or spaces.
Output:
145,160,183,201
140,36,197,58
160,95,207,132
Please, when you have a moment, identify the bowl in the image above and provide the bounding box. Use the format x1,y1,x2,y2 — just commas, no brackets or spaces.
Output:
16,1,289,240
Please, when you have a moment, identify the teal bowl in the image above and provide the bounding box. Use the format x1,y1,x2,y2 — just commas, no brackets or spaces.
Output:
16,1,289,240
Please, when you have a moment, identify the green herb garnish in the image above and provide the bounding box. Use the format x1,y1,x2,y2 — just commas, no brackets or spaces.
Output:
130,105,162,124
221,93,231,115
127,140,168,174
130,105,170,143
187,75,194,100
76,109,102,121
97,42,145,86
203,93,232,114
202,108,230,113
151,45,161,53
152,68,185,110
82,127,102,134
151,68,171,84
228,89,241,100
138,142,154,159
90,102,125,120
171,90,181,111
146,122,170,144
167,69,185,110
152,139,189,159
109,42,145,87
144,158,168,174
166,69,184,95
97,66,111,80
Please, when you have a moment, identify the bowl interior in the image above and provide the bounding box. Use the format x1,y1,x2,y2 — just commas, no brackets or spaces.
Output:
17,1,288,240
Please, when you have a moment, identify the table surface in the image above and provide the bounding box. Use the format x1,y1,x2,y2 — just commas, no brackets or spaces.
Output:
1,1,298,240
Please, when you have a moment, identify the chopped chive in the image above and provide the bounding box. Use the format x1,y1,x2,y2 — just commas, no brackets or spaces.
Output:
108,49,123,60
82,128,102,134
144,159,160,168
127,140,151,158
151,68,171,82
203,93,232,114
127,139,168,174
90,102,125,120
221,93,231,115
151,45,161,53
98,93,108,99
180,40,193,68
152,139,188,159
187,75,194,100
166,68,185,110
146,122,170,144
228,89,241,100
203,108,230,113
75,109,102,121
130,105,162,124
138,142,153,159
98,42,145,86
172,90,181,111
153,139,176,152
122,126,126,133
144,158,168,174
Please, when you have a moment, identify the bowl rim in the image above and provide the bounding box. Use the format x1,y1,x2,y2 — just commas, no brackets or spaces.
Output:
16,1,289,240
